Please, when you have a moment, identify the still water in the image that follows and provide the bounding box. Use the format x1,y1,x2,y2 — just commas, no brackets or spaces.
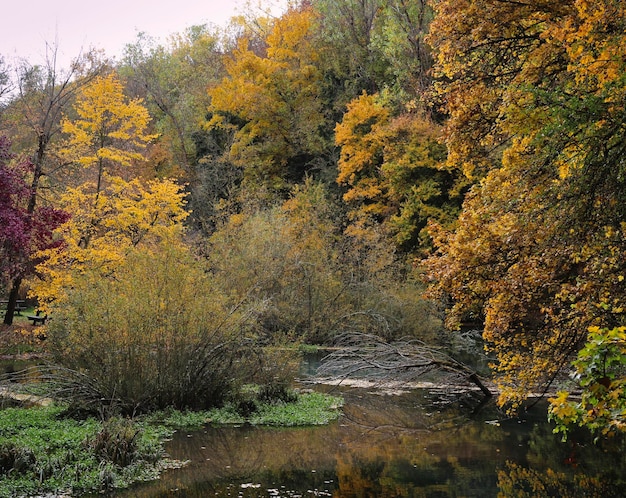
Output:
113,383,626,497
3,356,624,497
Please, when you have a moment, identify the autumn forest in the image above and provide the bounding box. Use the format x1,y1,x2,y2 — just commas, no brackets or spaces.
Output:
1,0,625,437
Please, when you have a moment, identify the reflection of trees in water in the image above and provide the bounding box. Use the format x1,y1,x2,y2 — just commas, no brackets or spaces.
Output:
313,388,492,494
497,418,626,497
323,393,626,497
333,390,509,497
498,462,625,498
116,393,626,497
165,424,341,480
336,382,497,432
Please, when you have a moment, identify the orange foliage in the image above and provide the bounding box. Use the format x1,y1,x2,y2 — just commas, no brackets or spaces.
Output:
336,92,463,252
425,0,626,411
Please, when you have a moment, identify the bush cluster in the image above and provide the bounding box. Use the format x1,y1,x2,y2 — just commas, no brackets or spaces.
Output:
46,243,298,415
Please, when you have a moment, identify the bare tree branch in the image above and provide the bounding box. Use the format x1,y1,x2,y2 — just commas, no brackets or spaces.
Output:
315,333,492,397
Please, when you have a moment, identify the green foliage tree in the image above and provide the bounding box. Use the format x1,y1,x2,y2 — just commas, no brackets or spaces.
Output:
335,91,464,254
549,326,626,439
371,0,435,97
312,0,436,117
312,0,387,107
121,26,224,175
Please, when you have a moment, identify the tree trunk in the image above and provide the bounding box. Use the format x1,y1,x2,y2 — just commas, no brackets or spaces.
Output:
4,140,45,326
3,277,22,325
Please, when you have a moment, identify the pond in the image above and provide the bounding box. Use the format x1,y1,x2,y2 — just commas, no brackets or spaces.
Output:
109,382,626,497
3,355,624,497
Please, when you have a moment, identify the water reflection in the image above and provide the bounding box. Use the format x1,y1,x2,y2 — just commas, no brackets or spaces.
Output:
110,385,626,497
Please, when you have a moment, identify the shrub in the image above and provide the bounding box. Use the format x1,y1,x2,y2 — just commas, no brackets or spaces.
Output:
45,241,272,415
253,347,300,404
207,182,442,345
84,417,141,467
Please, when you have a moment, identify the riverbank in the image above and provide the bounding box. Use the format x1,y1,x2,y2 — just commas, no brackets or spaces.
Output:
0,326,346,496
0,390,343,497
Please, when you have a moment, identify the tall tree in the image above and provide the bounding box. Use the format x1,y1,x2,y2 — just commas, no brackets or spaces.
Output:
312,0,386,105
425,0,626,415
373,0,435,97
121,26,224,175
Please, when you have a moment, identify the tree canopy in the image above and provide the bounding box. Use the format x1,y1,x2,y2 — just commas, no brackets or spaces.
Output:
425,0,626,415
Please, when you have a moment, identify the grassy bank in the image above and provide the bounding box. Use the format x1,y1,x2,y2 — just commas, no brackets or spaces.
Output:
0,391,343,497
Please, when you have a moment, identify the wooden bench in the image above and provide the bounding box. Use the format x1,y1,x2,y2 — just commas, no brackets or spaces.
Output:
0,300,25,312
1,300,27,318
27,314,47,325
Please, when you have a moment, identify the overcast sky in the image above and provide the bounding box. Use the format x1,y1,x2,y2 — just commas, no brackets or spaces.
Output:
2,0,287,69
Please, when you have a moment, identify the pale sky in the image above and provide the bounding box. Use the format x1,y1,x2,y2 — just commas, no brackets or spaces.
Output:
2,0,287,69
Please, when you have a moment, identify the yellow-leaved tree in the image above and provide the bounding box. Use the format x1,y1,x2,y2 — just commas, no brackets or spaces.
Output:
206,5,326,195
60,72,157,195
31,176,188,307
31,71,187,308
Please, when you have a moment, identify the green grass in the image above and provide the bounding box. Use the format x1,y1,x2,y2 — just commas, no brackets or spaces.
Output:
251,391,343,426
297,343,323,354
4,306,36,324
0,391,343,497
0,404,171,497
144,390,344,427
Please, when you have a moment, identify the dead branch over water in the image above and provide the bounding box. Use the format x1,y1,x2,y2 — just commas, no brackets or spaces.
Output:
315,333,492,397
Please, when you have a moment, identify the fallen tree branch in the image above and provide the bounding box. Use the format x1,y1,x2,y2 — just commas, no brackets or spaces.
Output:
315,333,492,397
